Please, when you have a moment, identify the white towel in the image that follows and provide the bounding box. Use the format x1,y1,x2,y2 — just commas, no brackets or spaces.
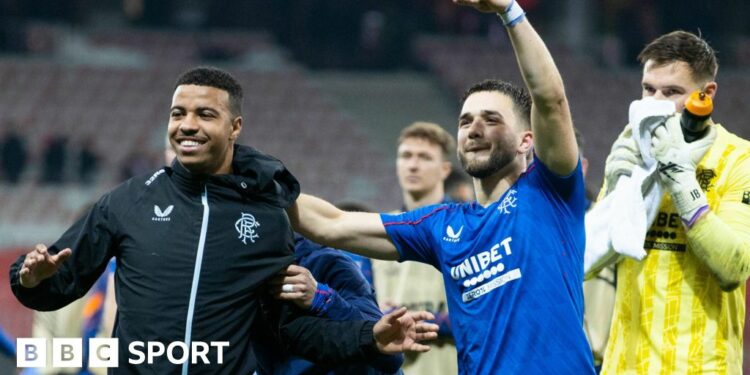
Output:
629,98,676,167
584,98,674,276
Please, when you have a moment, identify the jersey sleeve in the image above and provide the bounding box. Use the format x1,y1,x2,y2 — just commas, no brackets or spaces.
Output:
528,153,586,213
716,155,750,242
674,152,750,291
379,204,447,267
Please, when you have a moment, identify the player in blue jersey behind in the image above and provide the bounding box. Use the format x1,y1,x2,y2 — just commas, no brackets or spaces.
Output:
287,0,594,374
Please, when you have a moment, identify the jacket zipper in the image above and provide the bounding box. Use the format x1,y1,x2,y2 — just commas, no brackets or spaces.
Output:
182,185,209,375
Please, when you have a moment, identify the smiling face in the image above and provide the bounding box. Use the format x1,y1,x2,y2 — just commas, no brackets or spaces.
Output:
168,84,241,175
457,91,530,179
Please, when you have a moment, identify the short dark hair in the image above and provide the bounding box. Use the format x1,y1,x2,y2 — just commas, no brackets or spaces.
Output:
175,66,243,116
398,122,456,160
461,79,531,130
638,31,718,83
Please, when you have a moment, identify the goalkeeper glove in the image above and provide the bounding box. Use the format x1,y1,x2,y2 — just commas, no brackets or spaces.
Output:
651,114,716,227
603,125,643,193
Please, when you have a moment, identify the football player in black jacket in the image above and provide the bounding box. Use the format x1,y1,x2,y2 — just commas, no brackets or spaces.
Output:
10,67,437,374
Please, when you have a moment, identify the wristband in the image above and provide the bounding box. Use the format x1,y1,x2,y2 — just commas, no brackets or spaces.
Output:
670,182,709,227
683,204,709,228
498,0,526,27
309,282,334,316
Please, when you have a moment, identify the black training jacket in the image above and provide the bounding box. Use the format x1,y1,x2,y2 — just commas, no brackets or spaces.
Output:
10,145,380,374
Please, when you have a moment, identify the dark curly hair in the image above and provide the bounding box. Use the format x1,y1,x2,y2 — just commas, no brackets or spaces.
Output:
461,79,531,130
175,66,243,116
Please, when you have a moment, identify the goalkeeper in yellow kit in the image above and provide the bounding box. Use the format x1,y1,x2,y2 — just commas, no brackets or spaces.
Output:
599,31,750,374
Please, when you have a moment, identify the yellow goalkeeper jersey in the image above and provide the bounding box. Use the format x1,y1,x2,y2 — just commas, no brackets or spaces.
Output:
602,124,750,375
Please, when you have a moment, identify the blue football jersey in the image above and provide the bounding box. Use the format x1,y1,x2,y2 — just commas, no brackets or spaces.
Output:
381,157,594,375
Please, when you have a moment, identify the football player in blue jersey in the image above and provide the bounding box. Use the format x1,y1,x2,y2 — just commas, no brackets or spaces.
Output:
288,0,593,374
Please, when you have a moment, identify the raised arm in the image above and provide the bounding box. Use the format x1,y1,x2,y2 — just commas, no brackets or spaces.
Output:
457,0,578,175
10,198,116,311
287,194,399,260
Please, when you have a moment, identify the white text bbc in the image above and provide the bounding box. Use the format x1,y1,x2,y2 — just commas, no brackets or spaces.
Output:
16,338,229,368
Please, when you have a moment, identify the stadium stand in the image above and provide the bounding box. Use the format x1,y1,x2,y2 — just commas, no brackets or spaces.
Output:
413,34,750,190
0,27,397,250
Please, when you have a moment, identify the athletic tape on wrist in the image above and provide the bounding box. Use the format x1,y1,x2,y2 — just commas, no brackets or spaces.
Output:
498,0,526,27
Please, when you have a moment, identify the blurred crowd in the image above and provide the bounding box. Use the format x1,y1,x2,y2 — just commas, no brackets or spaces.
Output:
2,1,749,69
0,120,102,185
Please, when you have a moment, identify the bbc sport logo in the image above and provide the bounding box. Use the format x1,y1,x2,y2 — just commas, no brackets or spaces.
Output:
16,338,229,368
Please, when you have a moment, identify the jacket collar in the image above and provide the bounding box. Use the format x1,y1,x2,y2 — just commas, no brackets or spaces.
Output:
170,157,208,196
170,144,300,208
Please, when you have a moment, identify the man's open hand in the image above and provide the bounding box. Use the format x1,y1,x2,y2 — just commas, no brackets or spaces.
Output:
18,244,71,288
374,307,439,354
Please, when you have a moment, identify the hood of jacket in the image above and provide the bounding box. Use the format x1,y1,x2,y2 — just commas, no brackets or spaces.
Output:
171,144,300,208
